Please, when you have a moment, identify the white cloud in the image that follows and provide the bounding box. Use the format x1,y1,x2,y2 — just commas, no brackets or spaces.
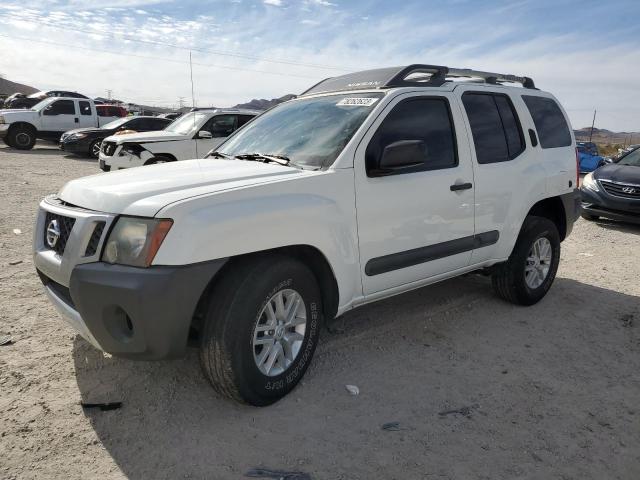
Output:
0,1,638,131
263,0,283,6
308,0,336,6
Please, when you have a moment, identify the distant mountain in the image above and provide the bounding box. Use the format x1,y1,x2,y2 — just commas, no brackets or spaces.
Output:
574,127,640,145
233,94,296,111
0,77,39,96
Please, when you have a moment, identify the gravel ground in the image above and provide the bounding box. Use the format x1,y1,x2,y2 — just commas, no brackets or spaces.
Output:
1,143,639,480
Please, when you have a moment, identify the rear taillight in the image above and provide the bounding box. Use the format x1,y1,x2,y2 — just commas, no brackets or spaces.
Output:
575,148,580,187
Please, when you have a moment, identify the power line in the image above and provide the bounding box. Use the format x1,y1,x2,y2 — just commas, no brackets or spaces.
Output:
0,33,321,80
0,19,349,72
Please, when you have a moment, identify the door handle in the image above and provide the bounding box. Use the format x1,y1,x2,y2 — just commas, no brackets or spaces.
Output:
450,182,473,191
74,118,79,123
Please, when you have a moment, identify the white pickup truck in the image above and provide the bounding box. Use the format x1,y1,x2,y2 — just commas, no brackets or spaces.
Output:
0,97,122,150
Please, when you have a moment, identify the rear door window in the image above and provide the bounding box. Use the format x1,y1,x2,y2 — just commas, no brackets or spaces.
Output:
462,92,524,164
79,101,92,116
237,115,255,128
522,95,572,149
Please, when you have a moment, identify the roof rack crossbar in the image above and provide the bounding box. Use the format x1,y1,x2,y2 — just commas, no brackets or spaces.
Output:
300,64,535,96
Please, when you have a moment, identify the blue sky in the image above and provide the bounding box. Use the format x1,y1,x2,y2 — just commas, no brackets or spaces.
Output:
1,0,639,131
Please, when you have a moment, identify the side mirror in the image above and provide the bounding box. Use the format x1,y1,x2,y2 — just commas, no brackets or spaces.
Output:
198,130,213,139
369,140,426,177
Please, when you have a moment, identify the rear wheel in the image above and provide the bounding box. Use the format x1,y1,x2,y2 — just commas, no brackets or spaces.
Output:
491,216,560,306
199,255,323,406
8,125,36,150
89,139,102,159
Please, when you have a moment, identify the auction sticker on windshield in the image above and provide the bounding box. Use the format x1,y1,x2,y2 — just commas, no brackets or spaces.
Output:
336,97,380,107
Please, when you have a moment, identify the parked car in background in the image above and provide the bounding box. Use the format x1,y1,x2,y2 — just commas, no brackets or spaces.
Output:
3,90,89,109
581,145,640,224
60,116,172,158
158,112,182,120
35,64,580,405
577,141,605,172
96,105,127,119
0,97,123,149
99,108,259,171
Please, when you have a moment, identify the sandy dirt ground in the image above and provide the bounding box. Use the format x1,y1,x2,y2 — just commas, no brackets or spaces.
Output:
1,143,639,480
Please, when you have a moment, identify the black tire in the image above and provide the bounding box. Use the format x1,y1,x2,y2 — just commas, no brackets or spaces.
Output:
89,139,102,159
2,137,11,147
581,212,599,221
144,154,173,165
200,255,323,406
491,216,561,306
8,125,36,150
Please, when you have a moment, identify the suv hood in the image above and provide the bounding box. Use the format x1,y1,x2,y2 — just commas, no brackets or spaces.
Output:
58,159,308,216
106,130,187,144
594,163,640,185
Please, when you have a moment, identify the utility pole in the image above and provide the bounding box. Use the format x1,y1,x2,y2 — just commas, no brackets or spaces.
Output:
588,109,597,143
106,89,113,101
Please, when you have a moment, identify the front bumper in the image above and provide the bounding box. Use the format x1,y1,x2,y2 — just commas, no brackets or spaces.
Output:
59,138,90,154
0,123,9,138
581,186,640,224
34,196,228,360
38,260,226,360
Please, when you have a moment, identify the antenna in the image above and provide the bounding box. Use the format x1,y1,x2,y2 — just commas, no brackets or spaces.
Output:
190,51,196,108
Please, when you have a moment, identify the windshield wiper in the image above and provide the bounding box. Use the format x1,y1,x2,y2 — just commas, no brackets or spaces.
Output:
234,153,291,166
207,151,231,159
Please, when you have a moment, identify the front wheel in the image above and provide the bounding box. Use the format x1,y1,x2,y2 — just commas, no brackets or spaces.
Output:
199,255,323,406
491,216,561,306
89,139,102,159
8,126,36,150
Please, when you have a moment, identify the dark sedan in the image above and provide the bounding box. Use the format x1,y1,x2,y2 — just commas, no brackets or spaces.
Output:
59,116,172,158
581,146,640,224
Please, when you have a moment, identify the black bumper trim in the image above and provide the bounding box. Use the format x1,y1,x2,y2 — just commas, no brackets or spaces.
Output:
68,259,227,360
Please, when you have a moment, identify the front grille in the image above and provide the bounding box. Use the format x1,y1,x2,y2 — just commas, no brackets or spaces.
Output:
84,222,105,257
102,141,116,156
43,212,75,255
600,180,640,200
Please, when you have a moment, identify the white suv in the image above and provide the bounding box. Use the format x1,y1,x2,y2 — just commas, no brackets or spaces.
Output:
98,108,259,171
34,64,580,406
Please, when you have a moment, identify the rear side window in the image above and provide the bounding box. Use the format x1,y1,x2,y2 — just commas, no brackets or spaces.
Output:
79,101,91,116
237,115,255,128
366,97,457,175
522,95,572,149
462,93,524,164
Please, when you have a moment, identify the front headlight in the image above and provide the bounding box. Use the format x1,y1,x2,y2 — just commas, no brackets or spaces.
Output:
0,115,5,124
582,172,599,192
70,132,88,139
102,217,173,267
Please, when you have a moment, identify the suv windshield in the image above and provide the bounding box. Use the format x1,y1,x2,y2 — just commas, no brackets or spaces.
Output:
218,93,384,169
617,148,640,167
165,112,209,135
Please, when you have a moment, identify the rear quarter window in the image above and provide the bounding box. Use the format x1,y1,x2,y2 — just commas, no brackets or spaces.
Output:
522,96,572,149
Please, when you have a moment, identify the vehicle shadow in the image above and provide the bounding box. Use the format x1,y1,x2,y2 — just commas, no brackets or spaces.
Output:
591,218,640,235
0,145,63,156
72,276,640,479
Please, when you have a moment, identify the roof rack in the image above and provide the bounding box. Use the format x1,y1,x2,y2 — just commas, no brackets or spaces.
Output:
301,64,535,96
